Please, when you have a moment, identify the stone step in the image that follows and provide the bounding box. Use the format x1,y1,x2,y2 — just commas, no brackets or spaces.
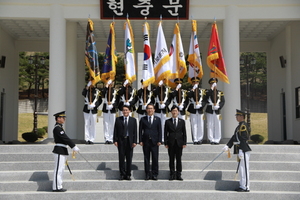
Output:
1,152,299,162
0,144,299,154
0,160,298,171
0,190,299,200
0,179,299,192
1,170,299,182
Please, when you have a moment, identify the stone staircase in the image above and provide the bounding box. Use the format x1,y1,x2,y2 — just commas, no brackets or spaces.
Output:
0,144,299,200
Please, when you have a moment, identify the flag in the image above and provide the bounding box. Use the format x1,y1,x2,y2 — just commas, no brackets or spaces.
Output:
124,19,136,83
187,20,203,84
153,21,171,85
101,22,117,84
85,19,101,86
207,21,230,84
168,23,187,88
142,22,155,87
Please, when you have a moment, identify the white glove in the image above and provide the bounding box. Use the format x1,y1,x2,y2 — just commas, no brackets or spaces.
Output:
124,102,130,106
160,103,166,109
158,80,163,86
107,80,112,85
213,105,220,110
238,149,244,159
176,84,182,90
72,146,80,152
211,82,217,90
193,84,198,90
87,81,92,87
123,79,129,87
142,105,147,110
195,104,202,109
179,105,184,111
106,104,113,110
88,103,95,110
222,145,229,152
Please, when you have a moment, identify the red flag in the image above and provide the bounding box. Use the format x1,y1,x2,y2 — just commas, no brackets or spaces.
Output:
206,22,230,84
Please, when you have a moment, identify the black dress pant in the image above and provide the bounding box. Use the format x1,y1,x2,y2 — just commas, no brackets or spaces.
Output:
118,137,133,177
168,141,183,176
143,139,159,177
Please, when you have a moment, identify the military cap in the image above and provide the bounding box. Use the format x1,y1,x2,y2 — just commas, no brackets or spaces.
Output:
235,109,246,116
191,77,201,82
208,78,218,84
174,78,183,84
53,111,66,117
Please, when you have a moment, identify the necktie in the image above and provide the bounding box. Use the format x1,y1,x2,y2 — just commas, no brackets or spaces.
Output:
173,118,176,127
148,116,151,124
124,117,128,137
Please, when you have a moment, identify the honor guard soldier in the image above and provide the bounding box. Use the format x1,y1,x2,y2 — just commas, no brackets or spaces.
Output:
205,78,225,145
135,79,155,121
82,81,102,144
153,79,171,143
187,77,207,145
102,79,119,144
52,111,80,192
222,109,251,192
169,78,188,119
117,79,137,117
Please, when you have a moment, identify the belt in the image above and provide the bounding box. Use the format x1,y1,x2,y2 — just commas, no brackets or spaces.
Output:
55,143,68,148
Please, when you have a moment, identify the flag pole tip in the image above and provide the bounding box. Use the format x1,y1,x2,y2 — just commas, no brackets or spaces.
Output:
144,17,147,20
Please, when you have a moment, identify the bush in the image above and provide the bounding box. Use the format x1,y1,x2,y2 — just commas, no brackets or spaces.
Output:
22,132,39,142
250,134,265,144
42,126,48,133
36,128,46,138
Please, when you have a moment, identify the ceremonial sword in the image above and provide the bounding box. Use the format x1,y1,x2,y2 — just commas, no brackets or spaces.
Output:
200,151,224,173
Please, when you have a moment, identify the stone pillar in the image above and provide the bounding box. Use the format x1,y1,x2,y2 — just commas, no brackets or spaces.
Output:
48,4,66,138
222,5,240,139
65,21,78,139
285,25,293,139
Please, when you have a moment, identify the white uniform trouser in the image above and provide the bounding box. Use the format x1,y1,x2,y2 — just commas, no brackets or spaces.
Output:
53,153,67,190
190,113,204,142
155,111,166,142
239,152,250,190
83,112,97,142
206,112,221,143
103,111,115,142
178,113,185,120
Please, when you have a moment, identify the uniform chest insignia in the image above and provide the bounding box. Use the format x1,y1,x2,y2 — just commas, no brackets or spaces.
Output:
60,131,64,134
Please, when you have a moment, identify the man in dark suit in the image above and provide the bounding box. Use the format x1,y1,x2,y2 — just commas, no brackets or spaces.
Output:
139,103,162,181
164,105,187,181
113,105,137,181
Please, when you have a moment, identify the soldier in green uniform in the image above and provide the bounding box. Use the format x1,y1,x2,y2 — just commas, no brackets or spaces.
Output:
222,109,251,192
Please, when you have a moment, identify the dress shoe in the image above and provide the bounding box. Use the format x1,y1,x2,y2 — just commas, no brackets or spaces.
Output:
145,175,150,181
88,140,94,144
193,142,198,145
126,176,131,181
105,141,109,144
210,142,215,145
53,188,67,192
152,176,158,181
119,175,125,181
197,141,202,145
108,141,113,144
169,175,175,181
214,142,219,145
235,188,250,192
176,176,183,181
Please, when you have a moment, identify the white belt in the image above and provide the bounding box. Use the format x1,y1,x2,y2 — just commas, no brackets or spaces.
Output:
55,143,68,148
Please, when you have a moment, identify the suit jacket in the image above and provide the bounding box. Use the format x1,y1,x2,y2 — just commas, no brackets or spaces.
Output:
135,88,155,115
205,89,225,114
113,116,137,146
102,87,119,113
227,121,252,153
117,86,137,111
187,88,207,114
52,123,75,155
139,115,162,145
82,87,102,114
164,118,187,147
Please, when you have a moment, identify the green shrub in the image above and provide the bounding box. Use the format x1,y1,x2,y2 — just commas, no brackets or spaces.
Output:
250,134,265,144
42,126,48,133
36,128,46,138
22,132,38,142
